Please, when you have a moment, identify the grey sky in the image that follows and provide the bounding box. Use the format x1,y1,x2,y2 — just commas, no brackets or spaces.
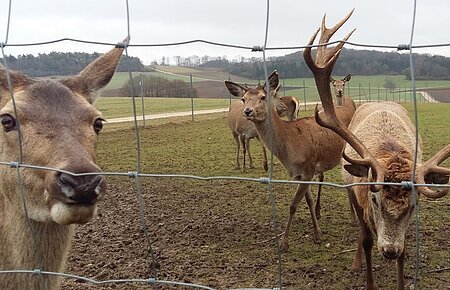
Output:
1,0,449,65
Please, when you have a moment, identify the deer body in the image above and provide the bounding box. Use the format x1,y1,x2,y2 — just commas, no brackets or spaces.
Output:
227,96,299,172
227,100,268,172
0,42,125,289
303,11,450,290
225,73,356,251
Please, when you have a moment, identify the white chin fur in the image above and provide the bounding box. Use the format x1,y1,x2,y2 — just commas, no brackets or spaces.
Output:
50,202,97,225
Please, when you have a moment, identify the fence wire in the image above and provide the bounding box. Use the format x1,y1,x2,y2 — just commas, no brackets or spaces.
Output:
0,0,449,289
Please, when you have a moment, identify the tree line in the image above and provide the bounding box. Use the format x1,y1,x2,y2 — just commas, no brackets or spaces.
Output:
122,75,197,98
196,49,450,81
1,52,145,77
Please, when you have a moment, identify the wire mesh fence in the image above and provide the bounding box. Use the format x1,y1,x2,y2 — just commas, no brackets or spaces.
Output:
0,0,449,289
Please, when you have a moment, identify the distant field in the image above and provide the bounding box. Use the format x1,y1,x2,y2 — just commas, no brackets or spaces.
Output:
105,68,450,102
95,97,231,119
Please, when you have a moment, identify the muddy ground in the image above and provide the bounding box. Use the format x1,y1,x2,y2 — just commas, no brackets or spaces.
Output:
61,114,449,289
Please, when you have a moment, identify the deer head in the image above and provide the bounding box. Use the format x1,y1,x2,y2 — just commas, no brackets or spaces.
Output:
225,71,288,122
330,74,351,98
304,9,450,266
0,41,126,225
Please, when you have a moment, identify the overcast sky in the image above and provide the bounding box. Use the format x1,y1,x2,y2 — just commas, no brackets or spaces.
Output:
1,0,450,65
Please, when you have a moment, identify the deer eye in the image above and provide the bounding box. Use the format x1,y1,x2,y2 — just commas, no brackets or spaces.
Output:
93,118,105,134
241,98,245,103
1,114,17,132
260,95,266,101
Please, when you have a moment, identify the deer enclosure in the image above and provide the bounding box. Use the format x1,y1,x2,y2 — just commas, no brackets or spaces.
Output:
61,104,450,289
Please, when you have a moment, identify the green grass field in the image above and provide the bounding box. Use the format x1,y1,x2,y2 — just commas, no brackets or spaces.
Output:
95,97,231,119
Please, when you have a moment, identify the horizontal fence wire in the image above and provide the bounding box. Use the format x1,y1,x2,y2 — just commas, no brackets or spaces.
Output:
0,0,449,289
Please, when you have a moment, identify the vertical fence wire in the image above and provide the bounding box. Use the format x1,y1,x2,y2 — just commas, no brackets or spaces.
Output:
1,1,47,289
123,0,158,283
407,0,421,288
0,0,449,289
260,0,283,288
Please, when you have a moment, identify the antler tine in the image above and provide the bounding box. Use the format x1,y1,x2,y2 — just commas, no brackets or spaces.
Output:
316,9,355,67
416,144,450,198
305,10,385,192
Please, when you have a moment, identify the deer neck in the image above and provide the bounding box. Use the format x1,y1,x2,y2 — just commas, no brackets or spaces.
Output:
253,104,286,159
0,200,74,289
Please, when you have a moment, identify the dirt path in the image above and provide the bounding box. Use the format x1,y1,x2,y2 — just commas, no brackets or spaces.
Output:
106,108,229,123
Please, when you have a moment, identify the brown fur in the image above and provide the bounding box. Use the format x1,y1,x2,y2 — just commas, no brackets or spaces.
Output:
227,96,300,172
0,44,124,289
340,103,421,290
225,71,356,252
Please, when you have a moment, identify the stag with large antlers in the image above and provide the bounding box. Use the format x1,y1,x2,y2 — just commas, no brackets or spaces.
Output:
225,52,356,251
0,41,126,289
304,10,450,290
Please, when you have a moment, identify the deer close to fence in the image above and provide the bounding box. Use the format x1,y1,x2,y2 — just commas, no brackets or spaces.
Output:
331,74,351,106
227,95,299,172
0,41,126,289
225,66,356,251
303,11,450,290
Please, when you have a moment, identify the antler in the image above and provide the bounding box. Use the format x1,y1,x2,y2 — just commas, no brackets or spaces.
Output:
416,144,450,198
304,10,385,192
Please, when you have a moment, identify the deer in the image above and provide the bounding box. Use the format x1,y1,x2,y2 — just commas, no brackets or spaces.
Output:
225,59,356,252
331,74,351,106
280,95,300,121
0,40,126,289
303,10,450,290
227,95,299,172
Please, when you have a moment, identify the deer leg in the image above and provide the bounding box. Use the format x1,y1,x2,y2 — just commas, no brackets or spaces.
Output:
396,242,406,290
349,188,364,272
280,182,315,252
246,137,254,169
361,223,376,290
257,136,268,172
314,173,324,220
305,188,322,243
348,190,357,223
240,135,246,173
233,133,241,170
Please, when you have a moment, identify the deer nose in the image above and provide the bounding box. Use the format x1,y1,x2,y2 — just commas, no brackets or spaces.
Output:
58,173,105,203
243,108,253,117
382,246,400,260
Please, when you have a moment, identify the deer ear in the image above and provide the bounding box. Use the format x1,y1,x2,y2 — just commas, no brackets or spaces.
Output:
225,81,246,97
330,77,336,83
60,44,125,104
425,172,449,185
344,74,352,82
344,164,370,177
0,65,35,91
263,70,279,93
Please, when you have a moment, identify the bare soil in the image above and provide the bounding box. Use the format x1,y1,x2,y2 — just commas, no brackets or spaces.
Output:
61,115,450,290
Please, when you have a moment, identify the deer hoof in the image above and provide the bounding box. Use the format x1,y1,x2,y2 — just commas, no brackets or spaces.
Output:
279,235,289,253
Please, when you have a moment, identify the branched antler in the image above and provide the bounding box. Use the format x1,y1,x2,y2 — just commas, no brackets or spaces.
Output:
416,144,450,198
303,10,385,192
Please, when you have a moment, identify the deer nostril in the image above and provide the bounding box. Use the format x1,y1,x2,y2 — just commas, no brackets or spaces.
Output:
59,173,79,188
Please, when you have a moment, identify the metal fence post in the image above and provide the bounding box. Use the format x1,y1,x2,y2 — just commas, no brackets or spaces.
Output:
303,79,307,111
190,74,194,121
140,74,146,127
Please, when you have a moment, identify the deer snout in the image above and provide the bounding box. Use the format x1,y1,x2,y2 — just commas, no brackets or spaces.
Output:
243,108,253,117
57,172,105,204
381,245,401,260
